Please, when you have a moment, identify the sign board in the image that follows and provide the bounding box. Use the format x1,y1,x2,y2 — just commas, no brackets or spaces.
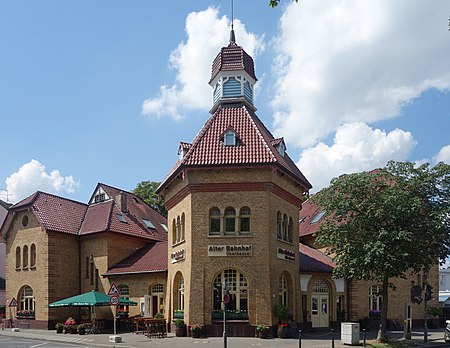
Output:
223,294,230,304
108,282,121,296
171,249,185,263
277,247,296,262
208,245,252,257
110,295,120,306
9,298,18,307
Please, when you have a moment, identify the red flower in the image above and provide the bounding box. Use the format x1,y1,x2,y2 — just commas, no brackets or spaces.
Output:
278,323,289,327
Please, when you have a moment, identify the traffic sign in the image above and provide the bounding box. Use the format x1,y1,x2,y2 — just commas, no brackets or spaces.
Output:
110,295,120,306
9,298,18,307
108,282,121,296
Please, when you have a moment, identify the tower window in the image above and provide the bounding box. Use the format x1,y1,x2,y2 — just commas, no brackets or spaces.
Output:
224,130,236,146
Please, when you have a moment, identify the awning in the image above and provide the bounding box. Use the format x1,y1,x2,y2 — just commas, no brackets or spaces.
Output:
49,290,137,307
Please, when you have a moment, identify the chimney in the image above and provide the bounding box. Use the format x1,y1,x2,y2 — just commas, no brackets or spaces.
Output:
116,192,128,213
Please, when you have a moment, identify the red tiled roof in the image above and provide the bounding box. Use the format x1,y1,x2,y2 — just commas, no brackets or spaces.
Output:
11,191,88,235
299,197,325,238
104,242,168,275
210,42,257,83
159,105,311,191
300,243,335,274
81,183,168,242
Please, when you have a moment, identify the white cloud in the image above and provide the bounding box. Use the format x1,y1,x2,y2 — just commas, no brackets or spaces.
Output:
297,123,416,192
434,145,450,164
2,160,79,203
271,0,450,148
142,7,265,119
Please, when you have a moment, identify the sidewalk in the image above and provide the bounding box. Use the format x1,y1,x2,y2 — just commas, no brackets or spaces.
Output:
0,328,449,348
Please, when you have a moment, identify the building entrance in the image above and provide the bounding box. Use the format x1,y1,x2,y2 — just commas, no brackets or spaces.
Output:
311,280,329,328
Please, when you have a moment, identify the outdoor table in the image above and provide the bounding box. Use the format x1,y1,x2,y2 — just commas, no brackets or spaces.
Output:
144,318,166,338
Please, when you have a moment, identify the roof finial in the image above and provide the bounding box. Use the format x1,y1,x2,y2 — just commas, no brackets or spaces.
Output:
229,0,236,44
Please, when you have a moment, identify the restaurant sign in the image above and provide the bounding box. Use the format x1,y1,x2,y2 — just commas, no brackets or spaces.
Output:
277,247,296,262
171,249,185,263
208,245,252,257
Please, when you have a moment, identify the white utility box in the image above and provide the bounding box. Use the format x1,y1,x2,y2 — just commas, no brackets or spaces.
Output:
341,322,360,345
109,335,122,343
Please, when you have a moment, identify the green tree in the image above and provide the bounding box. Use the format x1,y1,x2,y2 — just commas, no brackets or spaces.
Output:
311,161,450,341
269,0,298,8
133,181,167,217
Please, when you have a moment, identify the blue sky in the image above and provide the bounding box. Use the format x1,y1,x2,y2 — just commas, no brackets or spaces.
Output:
1,0,449,204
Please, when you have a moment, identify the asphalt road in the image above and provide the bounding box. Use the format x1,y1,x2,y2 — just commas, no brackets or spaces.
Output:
0,336,89,348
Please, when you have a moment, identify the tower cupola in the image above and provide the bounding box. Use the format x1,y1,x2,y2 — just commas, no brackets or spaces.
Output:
209,29,258,113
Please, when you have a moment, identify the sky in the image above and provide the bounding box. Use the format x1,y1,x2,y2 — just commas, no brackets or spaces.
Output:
1,0,450,206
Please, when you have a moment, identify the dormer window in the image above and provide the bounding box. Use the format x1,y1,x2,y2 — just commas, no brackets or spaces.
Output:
178,142,191,160
278,142,285,157
224,130,236,146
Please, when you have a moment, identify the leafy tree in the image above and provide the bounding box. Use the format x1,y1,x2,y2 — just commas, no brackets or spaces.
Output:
269,0,298,8
133,181,167,217
311,161,450,341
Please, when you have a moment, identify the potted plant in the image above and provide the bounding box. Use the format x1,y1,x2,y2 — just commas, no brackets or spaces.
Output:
256,324,269,339
191,324,203,338
77,324,86,335
174,319,186,337
277,322,289,339
55,322,64,334
64,317,77,334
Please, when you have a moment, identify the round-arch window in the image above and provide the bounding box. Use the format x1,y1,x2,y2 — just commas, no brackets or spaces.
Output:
22,215,29,227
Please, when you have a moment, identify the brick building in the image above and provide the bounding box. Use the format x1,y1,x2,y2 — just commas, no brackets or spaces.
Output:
0,183,167,329
299,197,439,330
156,29,311,336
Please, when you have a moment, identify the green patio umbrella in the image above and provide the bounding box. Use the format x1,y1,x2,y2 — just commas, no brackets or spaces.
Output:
48,290,137,307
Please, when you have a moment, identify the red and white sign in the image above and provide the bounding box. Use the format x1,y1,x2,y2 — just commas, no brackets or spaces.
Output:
108,282,121,296
110,295,120,306
9,298,18,307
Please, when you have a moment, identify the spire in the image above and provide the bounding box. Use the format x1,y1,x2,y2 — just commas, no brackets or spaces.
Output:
229,26,236,44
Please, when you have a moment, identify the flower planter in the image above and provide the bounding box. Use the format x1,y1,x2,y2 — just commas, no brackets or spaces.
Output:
258,330,269,339
277,325,289,339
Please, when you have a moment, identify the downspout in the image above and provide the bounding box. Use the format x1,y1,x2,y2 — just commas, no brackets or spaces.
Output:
78,235,82,319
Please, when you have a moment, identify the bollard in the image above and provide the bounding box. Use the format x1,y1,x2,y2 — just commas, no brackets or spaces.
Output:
363,328,366,347
298,329,302,348
331,328,335,348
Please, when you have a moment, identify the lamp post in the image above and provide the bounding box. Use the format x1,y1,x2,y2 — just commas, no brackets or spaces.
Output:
223,279,229,348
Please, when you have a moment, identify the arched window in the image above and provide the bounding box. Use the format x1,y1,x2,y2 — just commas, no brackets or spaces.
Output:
239,207,250,233
30,244,36,268
277,212,282,239
118,284,130,314
178,278,185,311
213,269,248,319
312,280,329,293
172,219,176,245
282,214,288,241
181,213,185,241
279,273,288,306
176,216,181,243
224,207,236,234
22,245,28,269
288,217,293,243
209,207,221,235
16,246,21,269
19,286,35,313
369,285,383,311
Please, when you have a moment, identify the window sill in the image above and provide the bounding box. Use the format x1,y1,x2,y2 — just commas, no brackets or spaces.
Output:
208,233,252,238
22,267,29,271
276,238,294,245
30,266,36,270
172,240,185,248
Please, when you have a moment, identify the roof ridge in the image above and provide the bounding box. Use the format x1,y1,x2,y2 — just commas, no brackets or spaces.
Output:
11,191,87,209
